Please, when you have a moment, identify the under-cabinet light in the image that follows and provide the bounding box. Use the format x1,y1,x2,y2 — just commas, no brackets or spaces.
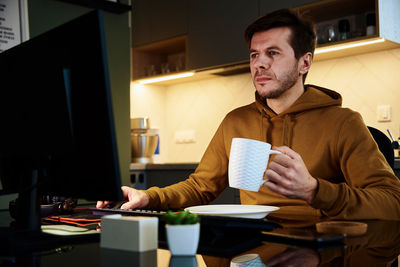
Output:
315,38,386,54
138,72,195,85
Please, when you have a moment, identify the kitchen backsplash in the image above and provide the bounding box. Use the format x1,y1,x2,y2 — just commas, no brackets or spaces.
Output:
131,48,400,163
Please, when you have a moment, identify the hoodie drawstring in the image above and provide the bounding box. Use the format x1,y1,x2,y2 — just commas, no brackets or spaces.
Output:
260,107,295,147
261,108,271,142
282,114,294,147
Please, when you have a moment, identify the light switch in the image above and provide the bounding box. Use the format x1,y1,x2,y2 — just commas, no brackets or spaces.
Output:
377,105,392,122
174,130,196,144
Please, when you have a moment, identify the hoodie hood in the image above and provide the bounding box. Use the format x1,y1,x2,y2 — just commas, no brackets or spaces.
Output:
254,85,343,147
255,84,342,117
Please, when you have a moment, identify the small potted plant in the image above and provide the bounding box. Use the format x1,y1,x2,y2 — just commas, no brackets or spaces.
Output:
163,210,200,256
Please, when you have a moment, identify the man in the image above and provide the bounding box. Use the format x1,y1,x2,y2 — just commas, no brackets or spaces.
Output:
98,9,400,220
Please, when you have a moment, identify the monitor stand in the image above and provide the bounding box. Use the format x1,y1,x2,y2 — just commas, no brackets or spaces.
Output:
0,169,98,256
14,169,41,232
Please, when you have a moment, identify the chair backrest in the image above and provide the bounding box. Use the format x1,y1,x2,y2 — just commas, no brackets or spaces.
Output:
367,126,394,169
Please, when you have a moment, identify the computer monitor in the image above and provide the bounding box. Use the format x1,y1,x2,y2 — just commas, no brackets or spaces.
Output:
0,10,123,232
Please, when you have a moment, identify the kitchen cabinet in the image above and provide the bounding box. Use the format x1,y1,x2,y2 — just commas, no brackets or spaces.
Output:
259,0,318,16
186,0,318,71
131,0,258,80
187,0,258,70
131,0,188,47
131,0,188,79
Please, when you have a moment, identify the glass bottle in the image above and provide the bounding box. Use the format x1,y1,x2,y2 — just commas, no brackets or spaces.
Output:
327,25,337,42
338,19,351,40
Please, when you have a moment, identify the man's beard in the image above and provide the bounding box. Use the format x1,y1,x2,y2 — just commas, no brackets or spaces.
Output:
255,63,299,99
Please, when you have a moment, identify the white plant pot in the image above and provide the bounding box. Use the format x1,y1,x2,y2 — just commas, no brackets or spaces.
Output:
165,223,200,256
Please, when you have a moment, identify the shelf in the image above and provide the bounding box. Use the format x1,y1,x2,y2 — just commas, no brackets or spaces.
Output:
314,36,399,61
132,35,187,80
133,61,250,86
298,0,400,60
54,0,131,14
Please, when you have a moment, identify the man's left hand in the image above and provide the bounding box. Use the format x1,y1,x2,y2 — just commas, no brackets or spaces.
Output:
263,146,318,204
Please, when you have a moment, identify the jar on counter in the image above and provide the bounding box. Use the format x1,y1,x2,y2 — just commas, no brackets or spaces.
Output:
366,13,376,36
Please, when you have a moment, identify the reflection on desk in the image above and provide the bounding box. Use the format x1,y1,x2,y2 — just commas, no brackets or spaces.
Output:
101,248,157,266
202,220,400,267
1,210,400,267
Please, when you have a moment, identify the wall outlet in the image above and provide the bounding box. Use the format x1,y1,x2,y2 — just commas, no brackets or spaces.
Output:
174,130,196,144
377,105,392,122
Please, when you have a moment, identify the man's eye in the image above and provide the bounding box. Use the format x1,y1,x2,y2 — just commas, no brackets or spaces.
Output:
268,51,279,56
250,53,258,59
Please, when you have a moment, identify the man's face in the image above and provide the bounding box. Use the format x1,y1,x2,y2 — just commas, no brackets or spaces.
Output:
249,27,301,99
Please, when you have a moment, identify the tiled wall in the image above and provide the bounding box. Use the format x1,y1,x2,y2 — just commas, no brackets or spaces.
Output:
131,48,400,162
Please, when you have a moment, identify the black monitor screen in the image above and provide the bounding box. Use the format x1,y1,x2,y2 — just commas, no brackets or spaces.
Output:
0,10,123,209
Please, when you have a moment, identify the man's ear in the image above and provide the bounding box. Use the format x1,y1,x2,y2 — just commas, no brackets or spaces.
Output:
298,52,312,75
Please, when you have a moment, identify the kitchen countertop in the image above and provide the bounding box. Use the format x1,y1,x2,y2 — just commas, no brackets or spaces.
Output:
130,162,198,171
130,158,400,171
130,159,400,171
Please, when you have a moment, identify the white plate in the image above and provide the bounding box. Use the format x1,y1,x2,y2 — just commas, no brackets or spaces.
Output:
184,204,279,219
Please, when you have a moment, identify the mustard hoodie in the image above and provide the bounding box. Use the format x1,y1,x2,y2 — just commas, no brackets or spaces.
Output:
145,85,400,220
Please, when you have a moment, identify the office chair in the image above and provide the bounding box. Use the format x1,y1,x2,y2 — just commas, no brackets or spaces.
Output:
367,126,398,267
367,126,395,169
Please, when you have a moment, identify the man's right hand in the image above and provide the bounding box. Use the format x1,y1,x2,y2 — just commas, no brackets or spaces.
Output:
96,186,150,210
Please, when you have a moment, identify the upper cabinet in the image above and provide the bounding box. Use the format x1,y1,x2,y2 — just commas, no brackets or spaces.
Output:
259,0,318,15
187,0,258,70
132,0,188,46
131,0,188,79
295,0,400,61
131,0,400,83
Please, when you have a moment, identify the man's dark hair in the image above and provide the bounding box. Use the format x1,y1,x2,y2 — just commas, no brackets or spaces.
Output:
245,8,316,60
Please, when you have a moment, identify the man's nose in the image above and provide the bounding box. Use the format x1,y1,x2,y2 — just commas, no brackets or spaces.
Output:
254,55,272,70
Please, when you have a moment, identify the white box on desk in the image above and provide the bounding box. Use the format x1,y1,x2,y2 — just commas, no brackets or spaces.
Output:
100,214,158,252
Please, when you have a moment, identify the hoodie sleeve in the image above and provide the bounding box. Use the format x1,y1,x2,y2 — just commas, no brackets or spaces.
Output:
145,119,229,210
311,112,400,220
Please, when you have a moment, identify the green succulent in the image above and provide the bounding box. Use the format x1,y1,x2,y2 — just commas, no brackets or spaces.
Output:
163,210,200,225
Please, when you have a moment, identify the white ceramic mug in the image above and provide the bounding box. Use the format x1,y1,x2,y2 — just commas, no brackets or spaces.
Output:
228,138,280,192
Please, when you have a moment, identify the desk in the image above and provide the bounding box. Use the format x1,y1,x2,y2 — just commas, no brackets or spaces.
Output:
1,211,400,267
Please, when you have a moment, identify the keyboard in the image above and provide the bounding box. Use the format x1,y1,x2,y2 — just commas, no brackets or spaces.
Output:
90,207,166,217
89,207,281,231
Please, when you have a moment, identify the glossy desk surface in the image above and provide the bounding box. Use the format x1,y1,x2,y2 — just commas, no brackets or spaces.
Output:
1,211,400,267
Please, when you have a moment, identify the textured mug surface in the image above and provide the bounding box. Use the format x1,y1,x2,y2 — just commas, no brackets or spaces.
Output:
228,138,280,192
